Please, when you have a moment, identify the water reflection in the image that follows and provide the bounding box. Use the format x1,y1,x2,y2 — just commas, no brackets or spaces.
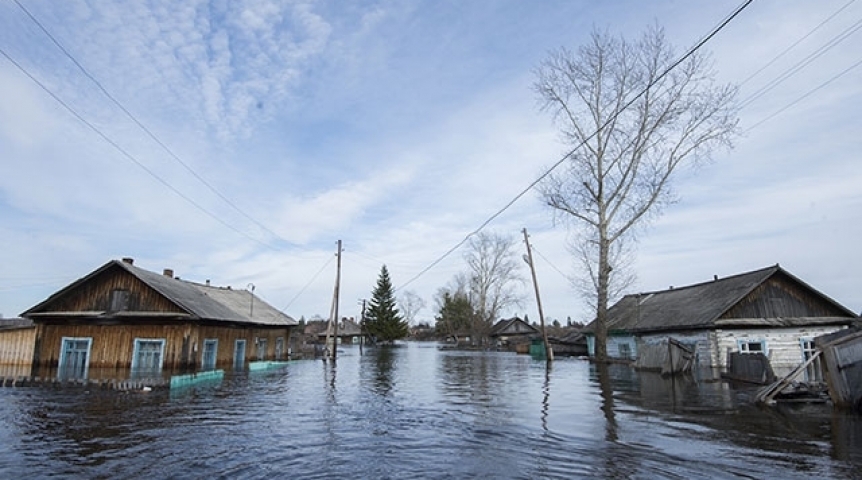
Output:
1,344,860,479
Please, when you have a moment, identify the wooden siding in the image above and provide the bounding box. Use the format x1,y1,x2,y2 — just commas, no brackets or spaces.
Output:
194,325,292,367
638,331,710,369
0,327,35,366
33,322,293,371
714,325,845,377
46,267,184,314
722,274,850,319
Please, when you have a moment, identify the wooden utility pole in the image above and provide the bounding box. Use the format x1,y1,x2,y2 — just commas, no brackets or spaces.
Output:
332,240,342,361
522,228,553,363
359,298,366,355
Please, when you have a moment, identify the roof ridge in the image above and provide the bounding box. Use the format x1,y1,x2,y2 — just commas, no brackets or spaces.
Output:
633,264,780,296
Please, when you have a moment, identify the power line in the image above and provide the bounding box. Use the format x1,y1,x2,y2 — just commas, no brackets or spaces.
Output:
529,244,571,283
744,56,862,133
281,254,335,312
397,0,755,291
0,46,278,250
739,16,862,109
739,0,856,87
12,0,294,247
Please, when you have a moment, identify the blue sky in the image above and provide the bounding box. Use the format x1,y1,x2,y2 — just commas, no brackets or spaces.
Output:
1,0,860,324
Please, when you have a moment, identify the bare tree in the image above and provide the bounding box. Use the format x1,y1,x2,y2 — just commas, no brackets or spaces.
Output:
464,231,524,345
398,290,426,326
534,26,739,362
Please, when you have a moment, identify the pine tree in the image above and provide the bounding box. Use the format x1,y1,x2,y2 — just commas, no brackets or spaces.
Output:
364,265,408,344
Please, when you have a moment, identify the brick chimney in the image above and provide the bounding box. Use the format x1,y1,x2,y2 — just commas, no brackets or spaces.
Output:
163,268,174,278
122,257,134,265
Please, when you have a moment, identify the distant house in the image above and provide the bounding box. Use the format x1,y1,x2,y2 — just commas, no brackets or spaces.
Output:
490,317,538,351
316,318,365,345
584,265,858,378
21,258,297,380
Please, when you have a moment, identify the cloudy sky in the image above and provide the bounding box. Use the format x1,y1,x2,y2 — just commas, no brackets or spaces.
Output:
1,0,860,324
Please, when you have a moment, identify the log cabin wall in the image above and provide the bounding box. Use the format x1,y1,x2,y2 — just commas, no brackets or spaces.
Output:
49,267,184,313
721,273,851,319
34,322,194,369
0,327,36,366
194,325,293,367
35,322,294,370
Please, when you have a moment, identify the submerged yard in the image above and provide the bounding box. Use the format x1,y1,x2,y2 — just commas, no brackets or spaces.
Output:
1,342,860,479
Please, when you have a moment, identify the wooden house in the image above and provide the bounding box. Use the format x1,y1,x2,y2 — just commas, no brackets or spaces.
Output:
584,265,858,378
314,318,365,345
22,258,297,380
490,317,538,352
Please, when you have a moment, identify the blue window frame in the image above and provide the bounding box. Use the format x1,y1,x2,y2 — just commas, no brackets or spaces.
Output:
58,337,92,380
131,338,165,377
234,339,247,370
202,339,218,370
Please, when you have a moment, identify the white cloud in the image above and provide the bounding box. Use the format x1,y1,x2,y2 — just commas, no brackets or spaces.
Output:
2,0,860,322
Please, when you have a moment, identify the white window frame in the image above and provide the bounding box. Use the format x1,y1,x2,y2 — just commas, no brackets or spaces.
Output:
737,339,767,355
800,337,822,382
257,338,268,360
275,337,284,360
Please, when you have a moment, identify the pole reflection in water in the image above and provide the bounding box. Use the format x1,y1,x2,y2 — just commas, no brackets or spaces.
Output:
541,363,551,432
1,343,860,479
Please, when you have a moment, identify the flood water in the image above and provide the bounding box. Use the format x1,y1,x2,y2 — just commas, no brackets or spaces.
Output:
1,342,860,479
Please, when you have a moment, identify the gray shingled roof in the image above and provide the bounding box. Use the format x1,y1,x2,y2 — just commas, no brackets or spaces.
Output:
119,260,296,326
591,264,855,334
25,259,296,327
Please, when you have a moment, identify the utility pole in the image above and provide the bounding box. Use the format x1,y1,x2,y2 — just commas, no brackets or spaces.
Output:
359,299,366,355
522,228,553,363
332,239,342,362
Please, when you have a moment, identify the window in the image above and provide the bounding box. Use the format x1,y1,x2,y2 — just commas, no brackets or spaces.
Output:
109,289,130,311
257,338,267,360
59,337,92,380
131,339,165,377
618,343,632,359
234,339,246,370
738,339,767,355
800,338,822,382
275,337,284,360
202,339,218,370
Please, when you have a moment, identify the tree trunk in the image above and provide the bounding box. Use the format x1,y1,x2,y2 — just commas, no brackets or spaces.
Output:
594,228,611,363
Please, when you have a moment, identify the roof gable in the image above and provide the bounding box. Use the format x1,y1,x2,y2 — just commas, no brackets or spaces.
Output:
24,259,296,327
599,265,856,334
490,317,538,337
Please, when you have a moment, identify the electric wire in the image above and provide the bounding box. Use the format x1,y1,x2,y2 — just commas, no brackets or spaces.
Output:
738,0,856,88
739,16,862,109
0,46,279,251
529,244,571,284
281,255,335,312
12,0,294,247
744,56,862,133
396,0,756,291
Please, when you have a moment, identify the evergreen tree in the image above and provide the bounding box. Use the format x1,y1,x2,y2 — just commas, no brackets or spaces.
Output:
364,265,408,343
